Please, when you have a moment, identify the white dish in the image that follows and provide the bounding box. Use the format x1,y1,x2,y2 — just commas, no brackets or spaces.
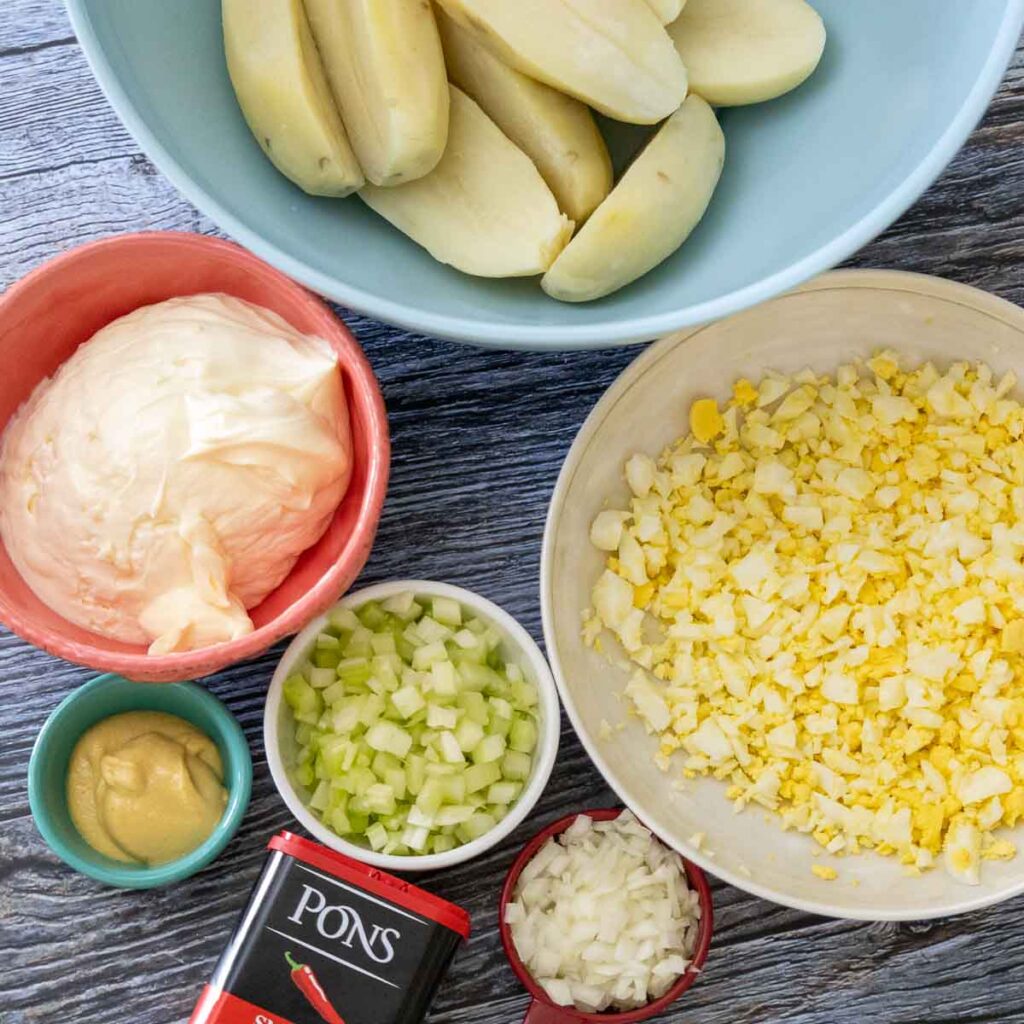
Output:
541,269,1024,920
265,579,560,872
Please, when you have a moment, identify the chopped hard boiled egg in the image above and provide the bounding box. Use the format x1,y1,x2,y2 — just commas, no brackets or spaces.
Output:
585,353,1024,884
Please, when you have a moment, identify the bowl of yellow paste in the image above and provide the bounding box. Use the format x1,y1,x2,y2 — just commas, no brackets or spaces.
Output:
28,673,252,888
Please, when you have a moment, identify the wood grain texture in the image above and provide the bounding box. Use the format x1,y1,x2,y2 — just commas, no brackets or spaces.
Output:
1,4,1024,1022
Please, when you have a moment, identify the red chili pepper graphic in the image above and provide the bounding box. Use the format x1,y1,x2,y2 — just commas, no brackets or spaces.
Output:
285,951,346,1024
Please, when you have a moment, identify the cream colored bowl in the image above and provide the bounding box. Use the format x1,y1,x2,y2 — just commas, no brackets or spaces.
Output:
542,270,1024,920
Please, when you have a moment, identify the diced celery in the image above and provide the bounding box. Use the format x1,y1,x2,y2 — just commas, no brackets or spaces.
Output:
359,694,386,727
451,628,479,650
487,781,522,805
406,755,426,796
391,684,426,719
313,649,340,670
364,783,396,816
284,676,322,717
489,696,513,720
509,716,538,754
372,750,401,777
330,806,352,834
433,597,463,627
424,762,458,777
296,722,314,746
407,805,435,828
316,632,341,649
502,751,532,781
430,661,458,697
432,834,456,854
337,657,373,687
465,616,487,635
357,600,388,630
441,774,466,803
454,717,484,753
382,591,419,620
511,679,538,709
319,736,350,775
427,704,458,730
506,663,524,682
310,780,331,812
416,778,446,815
472,734,506,765
331,701,363,735
366,721,413,758
294,762,315,788
366,822,389,851
465,761,502,794
413,641,448,670
456,812,497,844
489,803,509,821
348,811,370,834
384,767,407,801
402,825,429,851
489,714,513,740
370,632,397,655
457,661,503,692
458,692,489,725
329,607,361,632
438,731,465,764
323,680,346,706
436,804,475,827
417,616,452,643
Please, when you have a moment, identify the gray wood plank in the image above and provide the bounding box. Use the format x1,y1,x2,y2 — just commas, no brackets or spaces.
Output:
1,6,1024,1024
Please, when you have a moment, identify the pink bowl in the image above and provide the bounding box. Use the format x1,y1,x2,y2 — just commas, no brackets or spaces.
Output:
0,231,390,682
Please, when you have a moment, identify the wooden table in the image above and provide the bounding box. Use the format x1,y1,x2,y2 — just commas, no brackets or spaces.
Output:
2,5,1023,1022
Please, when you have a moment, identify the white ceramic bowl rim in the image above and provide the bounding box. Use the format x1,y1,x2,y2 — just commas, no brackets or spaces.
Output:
66,1,1024,349
541,269,1024,920
265,579,560,872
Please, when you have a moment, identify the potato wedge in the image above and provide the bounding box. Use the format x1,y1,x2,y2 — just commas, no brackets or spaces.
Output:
542,95,724,303
222,0,362,196
435,0,687,125
303,0,449,186
436,6,612,224
361,86,573,278
646,0,686,24
668,0,825,106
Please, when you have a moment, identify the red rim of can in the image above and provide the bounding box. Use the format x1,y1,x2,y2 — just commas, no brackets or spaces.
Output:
498,807,714,1023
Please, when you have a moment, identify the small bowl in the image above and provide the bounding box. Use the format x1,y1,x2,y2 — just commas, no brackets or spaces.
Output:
498,807,714,1023
265,579,561,871
28,672,252,888
0,231,390,682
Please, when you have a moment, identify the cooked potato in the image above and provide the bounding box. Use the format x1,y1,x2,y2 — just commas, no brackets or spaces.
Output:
361,86,573,278
436,6,612,224
303,0,449,186
435,0,687,125
222,0,363,196
646,0,686,24
668,0,825,106
542,95,724,302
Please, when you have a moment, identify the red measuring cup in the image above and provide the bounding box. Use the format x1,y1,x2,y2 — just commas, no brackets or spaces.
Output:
498,807,714,1024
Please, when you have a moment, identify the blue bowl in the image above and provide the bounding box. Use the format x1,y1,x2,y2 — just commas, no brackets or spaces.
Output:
28,673,252,888
67,0,1024,349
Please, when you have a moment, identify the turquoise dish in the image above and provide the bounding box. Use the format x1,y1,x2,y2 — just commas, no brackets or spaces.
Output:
28,673,252,889
66,0,1024,349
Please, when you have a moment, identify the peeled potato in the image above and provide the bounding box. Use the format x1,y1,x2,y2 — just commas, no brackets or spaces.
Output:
542,95,724,303
303,0,449,186
361,86,573,278
436,6,612,224
668,0,826,106
435,0,687,125
646,0,686,24
222,0,363,196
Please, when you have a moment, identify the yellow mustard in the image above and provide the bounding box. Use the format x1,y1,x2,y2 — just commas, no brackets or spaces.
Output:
66,711,228,865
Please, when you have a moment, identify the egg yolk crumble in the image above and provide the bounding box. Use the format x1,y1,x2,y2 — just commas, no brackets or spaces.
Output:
586,353,1024,884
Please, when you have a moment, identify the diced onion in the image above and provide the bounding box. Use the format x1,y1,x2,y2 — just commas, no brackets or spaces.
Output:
506,811,700,1013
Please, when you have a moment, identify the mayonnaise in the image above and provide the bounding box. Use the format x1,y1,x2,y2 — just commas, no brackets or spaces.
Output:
0,294,352,654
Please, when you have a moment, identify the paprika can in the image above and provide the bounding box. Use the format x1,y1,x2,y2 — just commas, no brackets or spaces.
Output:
190,832,471,1024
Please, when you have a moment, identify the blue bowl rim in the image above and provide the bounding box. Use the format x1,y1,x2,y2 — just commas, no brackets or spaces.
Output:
27,673,253,889
65,0,1024,350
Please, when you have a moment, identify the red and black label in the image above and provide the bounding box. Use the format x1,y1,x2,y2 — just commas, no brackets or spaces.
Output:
190,833,470,1024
